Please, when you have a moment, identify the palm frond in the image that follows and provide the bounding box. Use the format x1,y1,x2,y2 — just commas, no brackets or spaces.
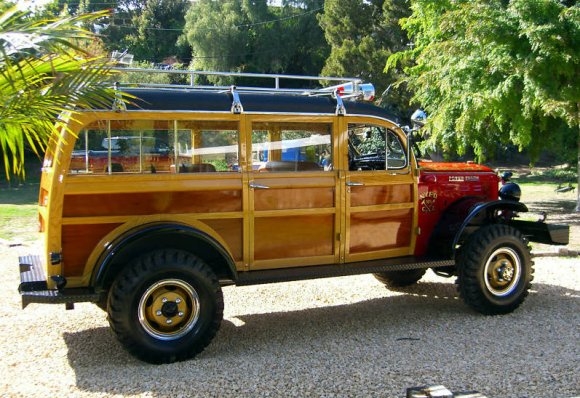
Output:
0,7,125,181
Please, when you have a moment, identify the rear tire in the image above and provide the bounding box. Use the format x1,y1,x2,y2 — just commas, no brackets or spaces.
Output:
456,224,533,315
107,249,223,364
373,269,426,288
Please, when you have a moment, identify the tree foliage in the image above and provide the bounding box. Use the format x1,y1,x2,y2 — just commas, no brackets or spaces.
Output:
39,0,190,63
388,0,579,161
319,0,412,117
0,8,119,180
387,0,580,209
122,0,191,63
180,0,328,86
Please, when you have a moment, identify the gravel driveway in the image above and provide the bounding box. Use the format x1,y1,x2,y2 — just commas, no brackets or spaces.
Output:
1,242,578,398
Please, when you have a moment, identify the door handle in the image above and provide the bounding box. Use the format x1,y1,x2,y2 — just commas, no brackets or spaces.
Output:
346,181,364,186
249,182,270,189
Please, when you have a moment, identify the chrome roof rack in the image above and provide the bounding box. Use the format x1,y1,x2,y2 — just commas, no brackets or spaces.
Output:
112,67,375,115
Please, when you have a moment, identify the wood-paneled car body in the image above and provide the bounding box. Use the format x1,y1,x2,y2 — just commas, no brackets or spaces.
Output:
18,72,569,364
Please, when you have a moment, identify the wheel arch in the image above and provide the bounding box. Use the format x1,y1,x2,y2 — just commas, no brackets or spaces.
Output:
427,198,528,259
91,222,237,294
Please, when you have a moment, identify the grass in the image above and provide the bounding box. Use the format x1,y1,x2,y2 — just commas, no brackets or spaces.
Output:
0,163,41,243
0,185,39,243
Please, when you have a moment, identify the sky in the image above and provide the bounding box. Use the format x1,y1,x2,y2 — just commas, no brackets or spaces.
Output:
17,0,50,11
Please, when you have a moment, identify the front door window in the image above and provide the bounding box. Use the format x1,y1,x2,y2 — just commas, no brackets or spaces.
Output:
348,124,407,171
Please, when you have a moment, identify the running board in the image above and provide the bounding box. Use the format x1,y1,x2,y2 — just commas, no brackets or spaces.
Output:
236,257,454,286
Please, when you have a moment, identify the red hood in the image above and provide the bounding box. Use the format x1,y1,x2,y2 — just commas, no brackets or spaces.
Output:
418,160,495,173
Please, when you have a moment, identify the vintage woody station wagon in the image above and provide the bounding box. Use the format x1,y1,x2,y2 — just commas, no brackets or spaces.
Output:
18,71,569,363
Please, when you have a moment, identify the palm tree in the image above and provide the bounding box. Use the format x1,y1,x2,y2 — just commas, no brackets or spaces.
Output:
0,7,119,180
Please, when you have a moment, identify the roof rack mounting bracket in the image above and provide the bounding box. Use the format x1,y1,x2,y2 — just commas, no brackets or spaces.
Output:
334,90,346,116
230,86,244,114
112,82,126,112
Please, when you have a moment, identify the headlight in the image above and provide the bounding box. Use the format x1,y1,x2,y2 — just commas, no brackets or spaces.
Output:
499,182,521,202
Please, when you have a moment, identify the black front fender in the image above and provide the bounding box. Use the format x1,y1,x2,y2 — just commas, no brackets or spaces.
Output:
428,198,528,258
451,200,528,251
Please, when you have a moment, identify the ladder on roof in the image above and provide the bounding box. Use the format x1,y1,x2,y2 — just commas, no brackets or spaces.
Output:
112,67,375,115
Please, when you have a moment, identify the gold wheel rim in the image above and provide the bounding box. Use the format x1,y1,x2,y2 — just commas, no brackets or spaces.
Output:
484,247,521,297
138,279,200,340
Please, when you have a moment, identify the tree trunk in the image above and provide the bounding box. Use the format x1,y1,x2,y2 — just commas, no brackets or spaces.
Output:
576,103,580,212
576,122,580,211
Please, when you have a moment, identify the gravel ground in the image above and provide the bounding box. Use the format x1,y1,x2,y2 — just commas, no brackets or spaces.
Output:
1,241,578,398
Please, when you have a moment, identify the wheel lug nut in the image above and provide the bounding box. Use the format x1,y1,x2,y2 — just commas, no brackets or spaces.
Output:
166,319,172,324
162,297,168,303
156,310,162,316
178,312,184,317
175,298,182,304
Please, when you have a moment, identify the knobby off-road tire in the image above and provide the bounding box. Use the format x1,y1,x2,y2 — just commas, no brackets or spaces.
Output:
373,269,426,288
456,224,533,315
107,249,224,364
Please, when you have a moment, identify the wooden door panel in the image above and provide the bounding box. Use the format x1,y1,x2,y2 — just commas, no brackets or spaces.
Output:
248,119,339,269
250,174,339,269
254,185,334,211
348,208,413,253
350,184,412,207
254,214,335,260
343,120,416,262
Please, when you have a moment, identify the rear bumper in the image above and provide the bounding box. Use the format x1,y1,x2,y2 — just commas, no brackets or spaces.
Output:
18,254,100,309
510,220,570,246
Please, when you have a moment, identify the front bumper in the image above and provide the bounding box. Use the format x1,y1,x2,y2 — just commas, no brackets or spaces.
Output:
18,254,100,309
509,220,570,246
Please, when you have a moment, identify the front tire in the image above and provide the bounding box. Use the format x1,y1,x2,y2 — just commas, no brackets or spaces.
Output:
456,224,533,315
107,249,223,364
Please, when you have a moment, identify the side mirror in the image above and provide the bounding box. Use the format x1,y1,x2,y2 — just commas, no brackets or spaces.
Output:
410,109,427,128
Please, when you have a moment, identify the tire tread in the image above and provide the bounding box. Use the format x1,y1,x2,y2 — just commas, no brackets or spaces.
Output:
456,224,533,315
107,249,224,364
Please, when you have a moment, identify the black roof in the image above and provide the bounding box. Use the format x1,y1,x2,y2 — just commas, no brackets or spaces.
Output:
121,88,400,124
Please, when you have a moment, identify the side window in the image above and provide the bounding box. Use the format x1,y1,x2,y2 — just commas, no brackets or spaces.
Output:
348,124,407,171
107,120,172,173
69,119,239,174
386,129,407,168
70,121,104,173
70,120,173,174
175,120,239,172
252,122,332,172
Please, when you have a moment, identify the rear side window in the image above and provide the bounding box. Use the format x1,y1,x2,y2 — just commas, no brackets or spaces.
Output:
175,120,239,172
251,121,332,172
69,119,240,174
70,120,173,174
